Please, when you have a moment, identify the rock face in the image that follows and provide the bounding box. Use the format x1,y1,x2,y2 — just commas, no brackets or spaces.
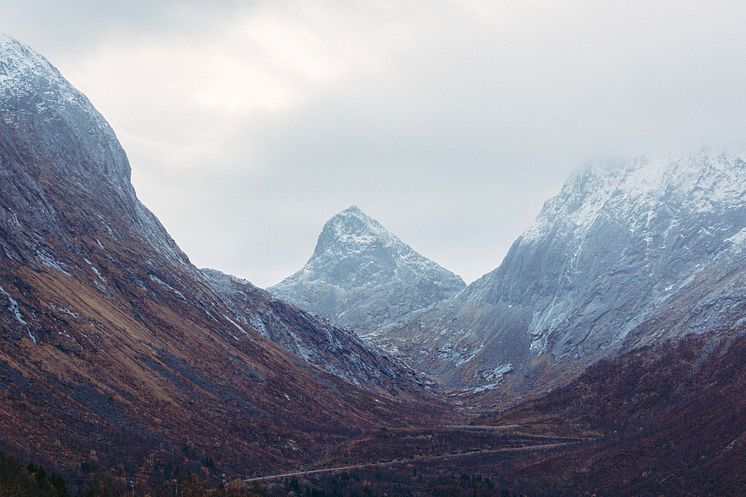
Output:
271,206,465,335
0,34,437,479
379,153,746,393
201,268,422,390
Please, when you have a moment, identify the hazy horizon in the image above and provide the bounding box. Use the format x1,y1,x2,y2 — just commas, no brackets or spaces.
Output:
5,1,746,286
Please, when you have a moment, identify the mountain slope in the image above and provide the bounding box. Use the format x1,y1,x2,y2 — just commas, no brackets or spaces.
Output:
377,153,746,394
201,268,424,391
271,206,465,336
489,325,746,496
0,34,440,481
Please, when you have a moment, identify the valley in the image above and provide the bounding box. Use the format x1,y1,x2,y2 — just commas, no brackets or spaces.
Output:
0,31,744,497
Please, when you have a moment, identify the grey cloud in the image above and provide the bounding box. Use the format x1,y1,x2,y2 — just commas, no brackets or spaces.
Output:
1,0,243,57
5,1,746,286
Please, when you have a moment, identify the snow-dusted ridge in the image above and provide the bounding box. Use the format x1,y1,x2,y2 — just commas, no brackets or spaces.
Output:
475,150,746,347
522,150,746,245
0,33,119,146
202,267,425,389
377,151,746,392
0,34,187,265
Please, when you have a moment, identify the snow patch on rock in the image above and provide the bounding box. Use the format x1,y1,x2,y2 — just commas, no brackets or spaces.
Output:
0,284,26,325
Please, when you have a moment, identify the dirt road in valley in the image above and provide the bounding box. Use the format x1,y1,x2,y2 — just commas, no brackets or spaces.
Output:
243,440,582,483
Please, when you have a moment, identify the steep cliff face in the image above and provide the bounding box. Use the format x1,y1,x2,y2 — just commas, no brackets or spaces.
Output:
0,34,183,266
0,35,438,479
378,153,746,393
271,206,465,335
465,153,745,354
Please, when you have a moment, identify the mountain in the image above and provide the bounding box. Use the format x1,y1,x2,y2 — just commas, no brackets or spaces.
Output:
201,268,424,391
271,206,465,336
0,34,440,481
377,153,746,394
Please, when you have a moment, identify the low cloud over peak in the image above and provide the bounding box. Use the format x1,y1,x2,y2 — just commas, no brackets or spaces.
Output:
6,0,746,286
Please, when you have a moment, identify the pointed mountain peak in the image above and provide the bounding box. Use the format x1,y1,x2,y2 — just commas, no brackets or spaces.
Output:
0,31,122,160
0,34,57,80
272,207,465,334
329,205,376,225
0,32,23,49
340,204,365,215
313,206,395,258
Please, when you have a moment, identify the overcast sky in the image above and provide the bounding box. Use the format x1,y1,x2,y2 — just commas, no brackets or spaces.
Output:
4,1,746,286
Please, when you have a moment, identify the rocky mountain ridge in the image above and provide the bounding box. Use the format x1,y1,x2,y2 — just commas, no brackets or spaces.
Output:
374,152,745,395
202,268,423,390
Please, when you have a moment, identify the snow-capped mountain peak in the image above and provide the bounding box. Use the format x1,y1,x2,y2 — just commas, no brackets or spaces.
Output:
0,34,126,186
313,205,398,258
0,34,103,119
310,206,451,282
0,33,52,79
272,206,465,335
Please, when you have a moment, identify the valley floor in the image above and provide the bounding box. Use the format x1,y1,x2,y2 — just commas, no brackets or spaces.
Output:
245,425,589,483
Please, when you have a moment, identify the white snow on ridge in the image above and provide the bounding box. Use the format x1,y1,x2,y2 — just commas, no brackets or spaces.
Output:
223,314,248,336
149,274,186,301
522,151,746,244
0,285,27,325
725,227,746,253
0,33,118,140
315,206,457,277
36,251,70,275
